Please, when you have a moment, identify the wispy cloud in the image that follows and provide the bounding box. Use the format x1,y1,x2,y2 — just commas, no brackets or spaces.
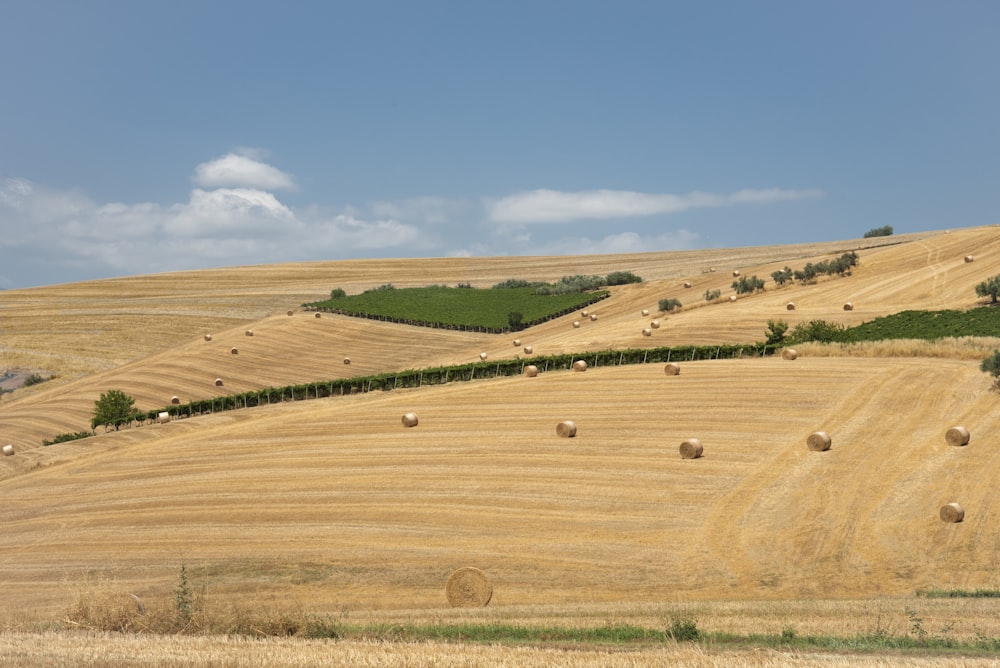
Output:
192,149,297,191
486,188,823,224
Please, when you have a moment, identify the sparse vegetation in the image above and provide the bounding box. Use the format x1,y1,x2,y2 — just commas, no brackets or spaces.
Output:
605,271,643,286
42,431,94,446
704,288,721,301
22,372,50,387
864,225,894,238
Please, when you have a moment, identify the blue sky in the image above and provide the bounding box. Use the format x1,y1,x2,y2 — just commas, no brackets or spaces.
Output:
1,1,997,288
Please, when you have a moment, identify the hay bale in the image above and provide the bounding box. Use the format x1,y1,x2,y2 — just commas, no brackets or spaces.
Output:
642,328,652,337
940,502,965,523
287,310,294,316
641,309,649,316
732,270,740,277
786,302,796,311
683,281,692,288
524,365,539,377
843,302,854,311
523,345,533,355
965,255,975,263
2,444,14,456
245,329,254,336
729,295,737,302
679,438,703,459
945,426,970,447
573,321,581,328
204,334,212,342
343,357,351,365
215,378,224,387
157,412,170,424
650,320,660,329
231,347,239,355
664,363,680,376
445,567,493,607
513,339,521,347
782,348,798,360
315,313,322,318
807,431,832,452
401,412,419,428
581,310,589,317
556,420,577,437
170,396,180,405
479,352,488,361
572,360,588,372
589,314,597,321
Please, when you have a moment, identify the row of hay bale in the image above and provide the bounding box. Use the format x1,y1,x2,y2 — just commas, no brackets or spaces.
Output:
783,302,855,311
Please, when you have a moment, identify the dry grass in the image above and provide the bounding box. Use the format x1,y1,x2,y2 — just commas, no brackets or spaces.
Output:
793,338,1000,361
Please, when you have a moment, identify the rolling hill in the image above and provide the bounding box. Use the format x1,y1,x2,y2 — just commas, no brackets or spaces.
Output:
2,225,1000,620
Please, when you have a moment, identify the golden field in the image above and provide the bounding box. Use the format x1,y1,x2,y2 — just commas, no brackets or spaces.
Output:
2,225,1000,665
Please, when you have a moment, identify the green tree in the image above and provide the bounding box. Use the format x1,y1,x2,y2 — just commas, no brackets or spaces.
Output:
980,350,1000,389
863,225,893,238
765,319,788,345
658,298,682,312
732,275,765,294
771,267,794,286
975,275,1000,303
91,389,141,430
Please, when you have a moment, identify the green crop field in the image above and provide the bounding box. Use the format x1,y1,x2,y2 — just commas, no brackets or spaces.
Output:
308,285,609,330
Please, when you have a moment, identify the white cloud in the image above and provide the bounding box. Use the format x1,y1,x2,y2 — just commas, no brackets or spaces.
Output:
486,188,823,224
192,152,297,191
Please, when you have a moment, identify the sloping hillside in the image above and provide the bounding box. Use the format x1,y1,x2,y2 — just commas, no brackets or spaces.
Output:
1,225,999,617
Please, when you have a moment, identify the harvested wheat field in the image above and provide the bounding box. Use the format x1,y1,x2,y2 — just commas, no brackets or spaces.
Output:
2,226,1000,662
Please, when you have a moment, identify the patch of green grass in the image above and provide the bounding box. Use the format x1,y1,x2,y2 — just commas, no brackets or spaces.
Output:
790,307,1000,345
306,286,608,331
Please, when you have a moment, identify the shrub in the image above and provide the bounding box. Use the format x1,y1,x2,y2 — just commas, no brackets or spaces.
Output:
658,298,682,312
766,319,788,345
329,288,347,300
864,225,894,238
43,431,94,446
507,311,524,331
668,616,700,642
605,271,642,286
492,278,536,289
704,289,722,302
980,350,1000,389
22,373,49,387
786,319,846,344
771,267,794,286
534,275,607,295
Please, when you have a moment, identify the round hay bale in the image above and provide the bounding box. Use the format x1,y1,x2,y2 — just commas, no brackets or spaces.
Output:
401,412,419,428
287,310,294,316
214,378,224,387
679,438,703,459
245,329,254,336
940,502,965,523
664,363,681,376
589,314,597,321
965,255,975,263
343,357,351,365
157,412,170,424
573,321,581,328
170,396,180,405
204,334,212,342
729,295,737,302
445,566,492,607
556,420,577,437
641,309,650,316
945,426,970,447
650,320,660,329
732,270,740,277
231,347,239,355
315,312,322,319
479,352,488,361
523,345,533,355
782,348,798,360
843,302,854,311
642,328,652,337
3,444,14,456
581,310,589,317
807,431,832,452
572,360,588,372
786,302,796,311
524,365,538,377
513,339,521,347
683,281,692,288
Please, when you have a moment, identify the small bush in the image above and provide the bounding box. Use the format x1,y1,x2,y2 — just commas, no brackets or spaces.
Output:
43,431,94,446
864,225,893,238
605,271,642,286
22,373,49,387
787,319,846,344
329,288,347,300
771,267,794,286
658,298,682,312
668,616,700,642
704,289,721,302
766,319,788,345
732,275,765,294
